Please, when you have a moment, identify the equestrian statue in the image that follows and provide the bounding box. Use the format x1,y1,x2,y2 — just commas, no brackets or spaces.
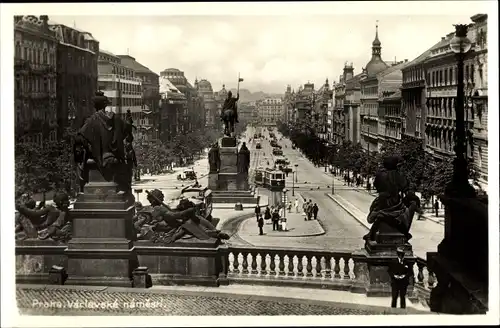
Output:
220,74,244,137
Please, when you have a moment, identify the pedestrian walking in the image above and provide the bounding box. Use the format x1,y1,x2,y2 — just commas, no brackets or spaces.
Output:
288,201,292,213
388,247,412,309
254,204,261,220
294,199,299,213
257,214,264,235
312,203,319,220
434,199,439,217
264,206,271,222
306,199,313,220
272,209,280,231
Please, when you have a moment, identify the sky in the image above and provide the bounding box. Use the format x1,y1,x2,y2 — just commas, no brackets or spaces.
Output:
14,2,498,94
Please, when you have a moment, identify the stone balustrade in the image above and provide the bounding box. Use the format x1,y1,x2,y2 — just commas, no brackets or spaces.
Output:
224,246,436,298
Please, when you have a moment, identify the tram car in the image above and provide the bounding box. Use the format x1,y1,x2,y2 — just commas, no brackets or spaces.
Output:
254,167,285,189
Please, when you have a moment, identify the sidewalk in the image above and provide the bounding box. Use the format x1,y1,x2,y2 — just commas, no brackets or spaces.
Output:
15,284,429,316
326,190,443,259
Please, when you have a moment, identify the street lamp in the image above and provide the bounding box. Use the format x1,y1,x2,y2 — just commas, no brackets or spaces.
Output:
447,24,475,197
282,188,288,231
294,164,298,183
134,188,143,200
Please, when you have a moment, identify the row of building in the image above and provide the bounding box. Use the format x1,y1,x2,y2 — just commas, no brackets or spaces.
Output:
282,13,488,190
14,15,230,146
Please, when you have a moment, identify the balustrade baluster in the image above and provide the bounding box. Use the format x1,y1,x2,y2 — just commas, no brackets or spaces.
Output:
260,253,267,276
416,262,425,286
269,253,277,277
241,252,249,274
306,255,313,277
287,255,295,277
324,256,332,279
297,255,304,277
427,269,436,288
278,254,286,276
343,257,350,279
251,252,258,274
233,252,240,274
315,256,322,278
333,256,341,279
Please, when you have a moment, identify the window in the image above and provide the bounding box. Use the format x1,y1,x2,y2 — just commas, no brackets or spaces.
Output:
470,64,474,83
15,43,21,58
439,70,443,85
448,68,452,85
23,47,28,60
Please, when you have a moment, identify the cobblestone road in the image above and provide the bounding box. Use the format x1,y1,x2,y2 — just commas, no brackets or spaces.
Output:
17,287,393,315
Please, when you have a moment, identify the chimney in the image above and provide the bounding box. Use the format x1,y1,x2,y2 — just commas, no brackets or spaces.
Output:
405,59,408,62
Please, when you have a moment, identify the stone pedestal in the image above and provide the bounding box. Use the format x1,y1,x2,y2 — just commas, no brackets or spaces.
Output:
220,136,237,147
64,166,136,287
427,196,488,314
208,173,218,190
135,239,225,287
351,223,416,297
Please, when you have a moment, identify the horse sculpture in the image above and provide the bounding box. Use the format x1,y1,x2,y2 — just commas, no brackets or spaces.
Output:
222,108,236,137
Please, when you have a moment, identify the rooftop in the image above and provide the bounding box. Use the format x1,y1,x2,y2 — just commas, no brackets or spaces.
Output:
118,55,158,76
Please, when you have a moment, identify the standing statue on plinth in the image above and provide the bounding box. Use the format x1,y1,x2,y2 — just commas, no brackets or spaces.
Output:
237,142,250,174
208,142,221,173
73,91,136,194
363,156,420,242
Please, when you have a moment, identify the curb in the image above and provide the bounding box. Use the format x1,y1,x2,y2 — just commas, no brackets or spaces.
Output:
236,216,326,239
325,193,370,230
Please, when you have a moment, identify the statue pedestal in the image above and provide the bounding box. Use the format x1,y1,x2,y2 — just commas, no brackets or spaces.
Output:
64,167,136,287
135,239,226,287
220,136,237,148
351,223,416,297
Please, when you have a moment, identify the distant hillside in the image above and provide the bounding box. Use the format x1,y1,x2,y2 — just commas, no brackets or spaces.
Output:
229,88,283,103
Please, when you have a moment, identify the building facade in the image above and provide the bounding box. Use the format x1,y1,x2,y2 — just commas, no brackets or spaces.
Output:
378,90,403,145
314,78,332,140
49,21,99,136
256,97,283,126
159,76,186,142
119,55,160,142
97,50,142,117
333,77,346,144
196,79,217,128
293,82,315,122
344,73,363,144
14,15,59,144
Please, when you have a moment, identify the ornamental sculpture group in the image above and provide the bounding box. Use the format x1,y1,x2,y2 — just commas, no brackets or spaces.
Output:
15,91,229,244
15,92,417,245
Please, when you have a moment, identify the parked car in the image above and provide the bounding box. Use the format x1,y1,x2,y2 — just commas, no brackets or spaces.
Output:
177,168,197,181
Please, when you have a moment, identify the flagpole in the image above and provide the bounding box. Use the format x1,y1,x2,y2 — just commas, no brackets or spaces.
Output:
237,72,240,96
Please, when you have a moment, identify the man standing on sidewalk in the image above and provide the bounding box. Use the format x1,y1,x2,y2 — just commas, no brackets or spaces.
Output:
294,198,299,213
434,199,439,217
272,209,280,231
388,247,412,309
257,214,264,235
312,203,319,220
254,204,261,220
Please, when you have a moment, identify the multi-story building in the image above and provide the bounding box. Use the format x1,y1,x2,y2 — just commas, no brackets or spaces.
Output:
48,21,99,136
118,55,160,142
238,102,255,123
314,78,332,140
422,14,488,190
293,82,315,122
14,15,59,144
327,96,334,142
333,76,346,144
378,90,403,145
256,98,283,126
470,13,488,190
282,85,294,124
97,50,142,117
196,79,217,128
159,76,186,142
344,73,363,144
401,46,434,142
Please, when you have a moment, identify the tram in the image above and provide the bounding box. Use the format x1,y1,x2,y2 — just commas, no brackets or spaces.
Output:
254,167,285,189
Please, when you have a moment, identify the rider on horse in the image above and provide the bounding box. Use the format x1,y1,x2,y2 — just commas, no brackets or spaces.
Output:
221,90,239,123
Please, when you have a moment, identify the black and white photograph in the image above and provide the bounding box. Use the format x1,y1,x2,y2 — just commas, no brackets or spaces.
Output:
1,1,498,326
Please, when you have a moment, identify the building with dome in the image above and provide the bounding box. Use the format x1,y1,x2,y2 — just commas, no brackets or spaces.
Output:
359,23,409,153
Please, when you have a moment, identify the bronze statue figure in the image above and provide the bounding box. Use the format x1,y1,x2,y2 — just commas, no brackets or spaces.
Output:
133,189,230,244
363,156,420,242
237,142,250,174
220,90,239,136
15,191,72,243
208,142,221,173
73,91,136,194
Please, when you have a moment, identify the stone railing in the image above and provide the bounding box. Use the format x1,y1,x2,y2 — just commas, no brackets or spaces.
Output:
224,246,437,297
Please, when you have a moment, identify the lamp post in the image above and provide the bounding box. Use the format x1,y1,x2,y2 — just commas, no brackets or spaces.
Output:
447,24,475,197
294,164,298,183
292,171,295,196
134,188,143,201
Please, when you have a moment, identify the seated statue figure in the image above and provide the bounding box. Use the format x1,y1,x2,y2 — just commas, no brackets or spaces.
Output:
133,189,230,244
363,156,420,242
15,191,72,243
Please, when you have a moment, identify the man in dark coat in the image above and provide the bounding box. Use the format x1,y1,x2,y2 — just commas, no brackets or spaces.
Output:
388,246,413,308
254,204,261,220
271,209,280,231
312,203,319,220
257,214,264,235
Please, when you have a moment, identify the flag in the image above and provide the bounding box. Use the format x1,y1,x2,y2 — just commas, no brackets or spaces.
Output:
239,78,244,82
